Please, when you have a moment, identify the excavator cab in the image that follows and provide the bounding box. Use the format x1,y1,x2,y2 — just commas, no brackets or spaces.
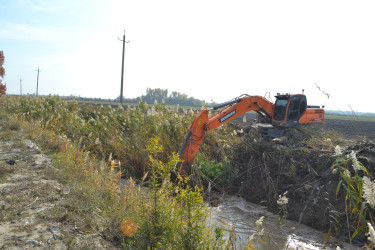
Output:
272,94,307,126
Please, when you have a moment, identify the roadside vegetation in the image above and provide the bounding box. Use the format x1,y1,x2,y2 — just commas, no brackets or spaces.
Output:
1,95,375,248
0,95,233,248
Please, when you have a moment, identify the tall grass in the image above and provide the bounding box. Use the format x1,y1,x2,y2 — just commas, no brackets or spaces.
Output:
0,95,233,248
1,96,236,181
1,96,187,174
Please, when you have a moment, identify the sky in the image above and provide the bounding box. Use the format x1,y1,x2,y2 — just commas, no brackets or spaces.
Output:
1,0,375,112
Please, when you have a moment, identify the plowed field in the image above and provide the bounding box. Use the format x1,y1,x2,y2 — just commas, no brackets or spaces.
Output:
236,113,375,142
324,118,375,142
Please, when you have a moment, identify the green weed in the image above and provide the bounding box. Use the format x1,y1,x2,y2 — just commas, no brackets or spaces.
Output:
196,154,234,190
331,147,375,242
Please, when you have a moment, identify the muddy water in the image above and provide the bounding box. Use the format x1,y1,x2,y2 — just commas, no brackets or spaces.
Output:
207,195,360,250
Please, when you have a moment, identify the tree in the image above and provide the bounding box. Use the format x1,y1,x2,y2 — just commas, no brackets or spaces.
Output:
0,51,6,96
139,88,203,106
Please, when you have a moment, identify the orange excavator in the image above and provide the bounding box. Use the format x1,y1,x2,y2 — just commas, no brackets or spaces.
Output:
178,93,325,174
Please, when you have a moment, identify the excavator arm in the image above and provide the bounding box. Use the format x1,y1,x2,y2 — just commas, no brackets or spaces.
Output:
178,95,274,175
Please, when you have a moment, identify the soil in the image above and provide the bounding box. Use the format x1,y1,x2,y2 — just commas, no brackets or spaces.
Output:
0,136,116,249
324,118,375,142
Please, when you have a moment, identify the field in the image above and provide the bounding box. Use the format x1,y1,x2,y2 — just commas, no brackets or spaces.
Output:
324,118,375,142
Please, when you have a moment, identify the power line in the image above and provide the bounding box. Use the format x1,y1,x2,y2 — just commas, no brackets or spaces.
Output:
118,30,130,105
20,78,22,96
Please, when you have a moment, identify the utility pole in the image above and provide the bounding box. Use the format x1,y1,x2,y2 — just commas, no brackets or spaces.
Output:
20,78,22,96
36,67,41,97
118,30,130,105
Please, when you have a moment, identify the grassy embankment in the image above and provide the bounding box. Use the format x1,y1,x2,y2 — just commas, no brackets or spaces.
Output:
0,95,237,249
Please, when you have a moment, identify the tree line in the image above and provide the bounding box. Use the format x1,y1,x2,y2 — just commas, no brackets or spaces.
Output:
115,88,204,106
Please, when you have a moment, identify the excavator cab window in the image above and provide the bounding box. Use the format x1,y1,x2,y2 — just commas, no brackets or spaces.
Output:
287,95,307,124
273,96,289,121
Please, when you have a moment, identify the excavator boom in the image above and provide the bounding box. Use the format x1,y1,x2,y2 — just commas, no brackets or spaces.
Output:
178,95,275,174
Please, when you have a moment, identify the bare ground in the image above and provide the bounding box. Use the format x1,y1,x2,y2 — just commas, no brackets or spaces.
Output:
0,134,116,249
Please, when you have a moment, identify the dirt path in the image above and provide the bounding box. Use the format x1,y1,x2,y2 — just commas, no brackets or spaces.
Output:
0,136,115,249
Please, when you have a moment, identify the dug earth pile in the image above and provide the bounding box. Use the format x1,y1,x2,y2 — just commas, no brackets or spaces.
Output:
227,124,375,243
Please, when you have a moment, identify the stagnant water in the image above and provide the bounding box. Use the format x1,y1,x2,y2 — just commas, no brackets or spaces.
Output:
207,195,361,250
